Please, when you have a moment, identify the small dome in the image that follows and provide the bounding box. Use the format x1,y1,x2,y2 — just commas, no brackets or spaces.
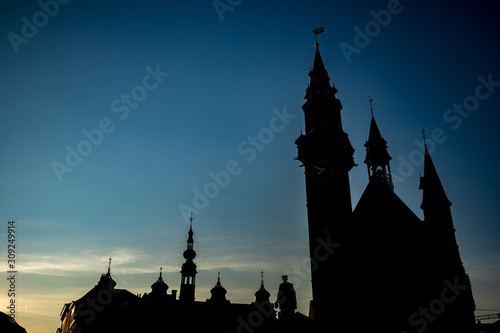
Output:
209,273,228,304
151,270,168,294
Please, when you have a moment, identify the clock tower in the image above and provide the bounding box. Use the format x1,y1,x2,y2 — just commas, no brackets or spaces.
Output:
295,37,355,325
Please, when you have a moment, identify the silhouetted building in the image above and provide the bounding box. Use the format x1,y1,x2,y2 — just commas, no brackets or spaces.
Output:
58,223,309,333
0,311,27,333
295,40,476,332
58,38,476,333
179,215,197,303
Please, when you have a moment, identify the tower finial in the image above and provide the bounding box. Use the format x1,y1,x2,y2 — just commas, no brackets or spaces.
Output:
261,270,264,284
189,212,193,228
313,26,324,47
369,96,375,116
108,257,112,275
421,129,428,145
160,266,163,277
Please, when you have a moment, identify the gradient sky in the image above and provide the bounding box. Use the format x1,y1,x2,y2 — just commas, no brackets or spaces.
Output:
1,1,500,332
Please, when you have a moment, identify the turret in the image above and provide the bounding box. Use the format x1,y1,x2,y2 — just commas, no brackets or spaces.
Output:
363,98,393,190
179,213,197,302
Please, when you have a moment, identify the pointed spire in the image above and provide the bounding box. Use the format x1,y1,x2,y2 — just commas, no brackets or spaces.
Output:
305,44,334,101
304,28,337,102
151,266,168,293
363,98,393,189
255,270,271,303
419,131,451,210
180,215,197,302
209,272,229,304
98,257,116,288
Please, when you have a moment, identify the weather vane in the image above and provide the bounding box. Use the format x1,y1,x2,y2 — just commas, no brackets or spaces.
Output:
369,96,375,116
313,26,324,45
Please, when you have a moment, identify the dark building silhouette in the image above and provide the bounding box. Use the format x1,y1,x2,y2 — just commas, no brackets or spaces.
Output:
0,311,27,333
58,222,311,333
179,214,197,302
57,39,477,333
295,40,476,332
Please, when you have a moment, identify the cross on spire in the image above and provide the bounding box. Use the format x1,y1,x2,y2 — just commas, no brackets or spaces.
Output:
421,129,428,145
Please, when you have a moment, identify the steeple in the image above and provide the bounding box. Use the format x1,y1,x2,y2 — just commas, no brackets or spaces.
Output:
300,27,348,136
418,132,477,331
252,271,276,324
208,272,229,304
419,133,451,212
151,267,169,295
254,270,271,303
363,97,393,190
295,29,355,324
98,257,116,289
179,213,197,302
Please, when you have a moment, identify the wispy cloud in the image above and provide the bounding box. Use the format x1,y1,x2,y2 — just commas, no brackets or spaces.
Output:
19,248,152,276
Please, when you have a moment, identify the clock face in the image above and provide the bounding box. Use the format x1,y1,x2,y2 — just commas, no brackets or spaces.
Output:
312,160,333,180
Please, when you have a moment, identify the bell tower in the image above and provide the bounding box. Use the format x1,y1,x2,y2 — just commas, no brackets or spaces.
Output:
363,97,394,190
179,213,197,302
295,29,355,324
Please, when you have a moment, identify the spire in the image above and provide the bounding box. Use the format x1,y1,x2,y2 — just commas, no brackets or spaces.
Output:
98,257,116,288
180,213,197,302
208,272,229,304
184,213,196,259
254,270,271,303
187,212,194,249
363,98,393,190
419,131,451,210
304,40,336,102
299,26,352,148
151,266,169,294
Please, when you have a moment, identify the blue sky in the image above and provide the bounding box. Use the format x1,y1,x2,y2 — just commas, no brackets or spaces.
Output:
1,1,500,332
